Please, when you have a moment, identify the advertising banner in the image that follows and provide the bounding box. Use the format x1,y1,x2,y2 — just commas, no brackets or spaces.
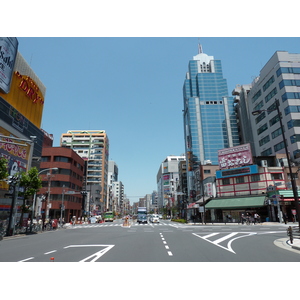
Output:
0,37,18,93
218,143,252,169
0,127,30,190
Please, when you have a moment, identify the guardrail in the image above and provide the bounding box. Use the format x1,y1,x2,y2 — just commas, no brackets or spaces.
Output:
287,226,300,244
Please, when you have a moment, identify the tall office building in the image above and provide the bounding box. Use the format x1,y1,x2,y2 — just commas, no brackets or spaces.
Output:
60,130,109,212
183,44,239,200
248,51,300,162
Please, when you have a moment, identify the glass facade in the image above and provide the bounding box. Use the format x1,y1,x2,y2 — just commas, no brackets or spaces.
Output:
183,50,239,167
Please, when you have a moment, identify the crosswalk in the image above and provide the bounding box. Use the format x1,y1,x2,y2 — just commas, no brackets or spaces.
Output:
68,222,171,229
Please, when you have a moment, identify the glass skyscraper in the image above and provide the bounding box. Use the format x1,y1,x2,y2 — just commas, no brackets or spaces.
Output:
183,45,239,195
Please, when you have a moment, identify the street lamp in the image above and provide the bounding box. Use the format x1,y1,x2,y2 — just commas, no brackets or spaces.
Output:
252,99,300,228
31,167,58,231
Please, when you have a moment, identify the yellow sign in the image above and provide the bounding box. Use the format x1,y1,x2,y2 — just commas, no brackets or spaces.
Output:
0,71,44,128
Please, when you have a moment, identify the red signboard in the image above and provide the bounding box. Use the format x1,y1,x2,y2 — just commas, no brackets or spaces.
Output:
218,143,252,169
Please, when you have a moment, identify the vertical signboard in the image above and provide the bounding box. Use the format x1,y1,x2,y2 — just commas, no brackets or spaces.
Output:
0,37,18,94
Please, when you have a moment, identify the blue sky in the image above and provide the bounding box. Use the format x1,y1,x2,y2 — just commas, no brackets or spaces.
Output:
16,37,300,203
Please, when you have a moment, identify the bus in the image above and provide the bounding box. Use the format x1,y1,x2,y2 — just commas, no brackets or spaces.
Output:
103,211,114,222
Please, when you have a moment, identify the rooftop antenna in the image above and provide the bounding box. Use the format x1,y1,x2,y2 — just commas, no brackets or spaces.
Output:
198,38,203,54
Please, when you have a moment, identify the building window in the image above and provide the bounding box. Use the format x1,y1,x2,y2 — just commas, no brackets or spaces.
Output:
261,148,272,156
259,135,270,146
257,123,268,135
255,111,266,124
41,156,51,162
236,177,245,184
276,67,300,77
265,88,277,103
252,90,262,103
274,141,285,152
269,114,280,127
222,178,230,185
251,174,261,182
272,127,283,139
282,92,300,102
54,156,71,163
263,75,275,91
271,173,283,180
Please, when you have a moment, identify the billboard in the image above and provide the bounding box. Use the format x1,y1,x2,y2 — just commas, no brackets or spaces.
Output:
218,143,252,169
0,127,30,190
0,37,18,93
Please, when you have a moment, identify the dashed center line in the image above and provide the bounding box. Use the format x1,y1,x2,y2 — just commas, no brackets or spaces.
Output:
160,233,173,256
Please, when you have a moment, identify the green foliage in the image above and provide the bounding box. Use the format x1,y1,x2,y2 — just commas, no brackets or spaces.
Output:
18,167,42,201
0,158,9,181
171,219,187,223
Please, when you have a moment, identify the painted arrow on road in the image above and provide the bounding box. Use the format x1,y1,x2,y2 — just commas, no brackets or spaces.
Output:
64,244,115,262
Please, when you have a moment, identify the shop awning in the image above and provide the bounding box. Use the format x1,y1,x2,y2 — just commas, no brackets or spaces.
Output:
205,196,266,209
187,202,196,208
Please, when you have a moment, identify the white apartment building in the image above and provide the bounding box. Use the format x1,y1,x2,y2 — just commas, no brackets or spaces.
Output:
156,155,186,210
60,130,109,212
107,161,118,211
112,181,124,214
248,51,300,163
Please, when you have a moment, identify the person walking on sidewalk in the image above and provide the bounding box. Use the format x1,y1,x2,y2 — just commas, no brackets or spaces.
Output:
283,213,288,224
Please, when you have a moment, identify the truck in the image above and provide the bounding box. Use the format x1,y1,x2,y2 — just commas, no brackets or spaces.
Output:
137,207,147,224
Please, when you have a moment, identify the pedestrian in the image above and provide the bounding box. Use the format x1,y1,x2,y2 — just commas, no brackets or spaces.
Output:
283,213,288,224
227,214,232,223
72,216,76,226
254,213,258,224
241,213,246,225
246,212,251,225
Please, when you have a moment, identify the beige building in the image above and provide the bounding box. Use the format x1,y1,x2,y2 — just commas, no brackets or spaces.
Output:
60,130,109,212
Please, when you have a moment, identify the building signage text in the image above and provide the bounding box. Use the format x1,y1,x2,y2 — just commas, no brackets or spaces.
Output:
218,143,252,169
15,71,44,105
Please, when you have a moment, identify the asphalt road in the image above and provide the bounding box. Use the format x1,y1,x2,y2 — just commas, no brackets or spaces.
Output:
0,219,299,262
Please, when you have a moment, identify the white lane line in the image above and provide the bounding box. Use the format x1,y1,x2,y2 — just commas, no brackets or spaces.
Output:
19,257,34,262
44,250,57,255
165,246,169,250
167,251,173,256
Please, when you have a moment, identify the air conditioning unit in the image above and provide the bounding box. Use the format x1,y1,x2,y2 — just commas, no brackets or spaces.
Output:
261,160,268,167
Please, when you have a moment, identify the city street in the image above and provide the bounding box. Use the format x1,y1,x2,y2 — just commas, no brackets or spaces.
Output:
0,219,299,262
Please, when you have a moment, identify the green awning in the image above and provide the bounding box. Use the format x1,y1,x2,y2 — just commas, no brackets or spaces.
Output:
205,196,266,209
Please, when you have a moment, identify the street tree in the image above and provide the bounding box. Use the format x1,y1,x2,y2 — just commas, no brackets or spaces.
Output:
0,157,9,181
18,167,42,224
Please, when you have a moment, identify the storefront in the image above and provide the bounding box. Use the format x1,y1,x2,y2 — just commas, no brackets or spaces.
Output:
205,196,267,222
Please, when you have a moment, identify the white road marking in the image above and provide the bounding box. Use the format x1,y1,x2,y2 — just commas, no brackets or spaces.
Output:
44,250,57,255
18,257,34,262
167,251,173,256
193,232,257,254
64,244,115,262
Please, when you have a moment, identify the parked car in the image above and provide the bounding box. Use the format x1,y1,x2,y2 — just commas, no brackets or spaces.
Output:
150,214,159,223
